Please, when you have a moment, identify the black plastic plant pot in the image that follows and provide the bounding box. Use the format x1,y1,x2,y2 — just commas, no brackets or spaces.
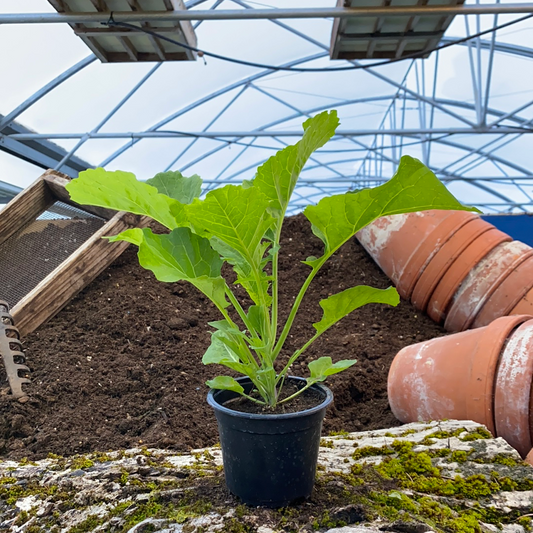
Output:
207,376,333,507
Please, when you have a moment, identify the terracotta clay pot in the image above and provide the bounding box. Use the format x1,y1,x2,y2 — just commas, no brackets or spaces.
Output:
510,286,533,316
410,217,495,313
357,210,477,299
427,228,512,324
387,315,531,435
526,449,533,467
494,319,533,458
472,254,533,329
444,241,533,332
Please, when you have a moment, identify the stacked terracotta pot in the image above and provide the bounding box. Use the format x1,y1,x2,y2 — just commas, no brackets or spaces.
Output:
357,210,533,332
388,315,533,458
527,449,533,466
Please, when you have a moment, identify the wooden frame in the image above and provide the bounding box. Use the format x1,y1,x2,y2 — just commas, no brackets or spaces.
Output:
0,169,149,336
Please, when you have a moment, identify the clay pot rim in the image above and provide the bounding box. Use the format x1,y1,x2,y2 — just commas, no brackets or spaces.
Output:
411,218,492,313
462,248,533,331
494,318,533,457
511,285,533,316
526,448,533,467
445,242,533,333
466,314,531,436
473,254,533,329
398,211,478,298
530,375,533,447
428,228,512,324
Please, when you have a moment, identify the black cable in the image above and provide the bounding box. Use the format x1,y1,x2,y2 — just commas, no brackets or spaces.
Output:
106,13,533,72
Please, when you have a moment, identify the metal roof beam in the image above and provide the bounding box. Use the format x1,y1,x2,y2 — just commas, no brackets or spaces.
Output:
197,176,533,183
2,5,533,24
440,37,533,59
0,116,92,178
0,180,22,203
7,127,533,140
99,52,329,167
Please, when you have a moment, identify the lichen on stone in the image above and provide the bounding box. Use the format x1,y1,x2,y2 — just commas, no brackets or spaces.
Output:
0,421,531,533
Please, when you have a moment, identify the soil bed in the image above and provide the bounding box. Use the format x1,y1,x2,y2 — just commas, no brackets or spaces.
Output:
0,214,445,459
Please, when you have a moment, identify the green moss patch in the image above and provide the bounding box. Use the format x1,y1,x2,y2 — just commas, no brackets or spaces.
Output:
1,427,533,533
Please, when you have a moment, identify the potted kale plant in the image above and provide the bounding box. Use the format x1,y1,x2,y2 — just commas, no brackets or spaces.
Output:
66,110,474,507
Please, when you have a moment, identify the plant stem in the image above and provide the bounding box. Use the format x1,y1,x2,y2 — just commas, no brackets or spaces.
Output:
215,301,260,369
272,257,326,360
275,330,322,385
270,224,283,348
277,381,315,405
276,372,287,401
240,391,266,405
225,286,256,337
249,261,272,344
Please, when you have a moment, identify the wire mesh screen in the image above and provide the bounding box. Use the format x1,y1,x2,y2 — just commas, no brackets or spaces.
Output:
0,201,105,307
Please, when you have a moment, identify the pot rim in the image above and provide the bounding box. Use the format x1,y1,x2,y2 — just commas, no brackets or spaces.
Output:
206,375,333,421
428,227,511,324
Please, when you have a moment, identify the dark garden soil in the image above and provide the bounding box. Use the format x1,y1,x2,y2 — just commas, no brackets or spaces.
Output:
0,214,446,460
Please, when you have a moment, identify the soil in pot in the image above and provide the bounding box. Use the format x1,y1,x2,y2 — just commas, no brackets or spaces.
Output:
0,213,446,460
223,380,323,414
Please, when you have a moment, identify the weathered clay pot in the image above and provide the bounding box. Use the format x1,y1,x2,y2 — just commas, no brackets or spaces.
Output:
444,241,533,332
472,255,533,329
526,449,533,467
387,315,531,435
427,227,512,324
410,217,494,313
510,286,533,316
494,319,533,458
357,210,477,300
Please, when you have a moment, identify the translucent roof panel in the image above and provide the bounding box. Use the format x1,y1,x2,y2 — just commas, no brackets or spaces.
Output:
1,0,533,213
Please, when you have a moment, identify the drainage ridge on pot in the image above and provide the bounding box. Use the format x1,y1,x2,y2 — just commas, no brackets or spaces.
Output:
472,253,533,329
444,241,533,332
511,286,533,316
207,376,333,507
428,228,512,324
410,217,494,313
398,211,478,300
356,210,476,300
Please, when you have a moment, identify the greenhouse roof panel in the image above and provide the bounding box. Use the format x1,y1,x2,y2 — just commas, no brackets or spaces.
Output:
46,0,197,62
330,0,466,59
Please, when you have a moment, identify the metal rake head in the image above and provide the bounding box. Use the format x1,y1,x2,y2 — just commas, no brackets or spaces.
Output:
0,300,30,399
